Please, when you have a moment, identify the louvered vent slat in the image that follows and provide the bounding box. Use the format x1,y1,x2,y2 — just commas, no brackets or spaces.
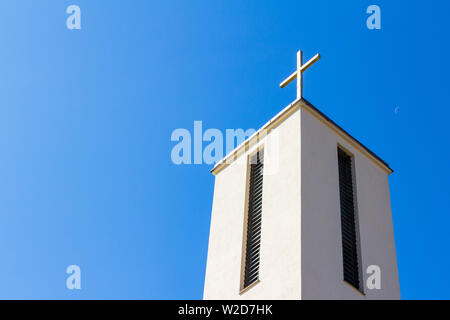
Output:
337,148,360,291
243,151,264,289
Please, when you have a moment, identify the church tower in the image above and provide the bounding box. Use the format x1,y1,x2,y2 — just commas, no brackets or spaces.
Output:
203,51,400,300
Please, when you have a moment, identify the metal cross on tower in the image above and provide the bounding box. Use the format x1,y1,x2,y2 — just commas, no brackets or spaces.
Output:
280,50,321,99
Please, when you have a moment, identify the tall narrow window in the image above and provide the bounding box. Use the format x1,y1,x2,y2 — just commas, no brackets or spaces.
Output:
337,148,361,290
243,150,264,289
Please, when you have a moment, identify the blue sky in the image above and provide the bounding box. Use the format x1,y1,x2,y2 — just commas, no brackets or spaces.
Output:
0,0,449,299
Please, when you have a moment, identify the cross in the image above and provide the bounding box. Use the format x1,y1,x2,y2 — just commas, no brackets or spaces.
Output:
280,50,321,99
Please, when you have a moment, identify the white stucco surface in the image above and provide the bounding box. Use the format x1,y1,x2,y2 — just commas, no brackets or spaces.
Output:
300,108,400,299
204,109,302,300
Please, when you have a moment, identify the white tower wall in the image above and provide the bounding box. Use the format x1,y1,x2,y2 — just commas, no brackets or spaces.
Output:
203,99,400,300
300,108,400,299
